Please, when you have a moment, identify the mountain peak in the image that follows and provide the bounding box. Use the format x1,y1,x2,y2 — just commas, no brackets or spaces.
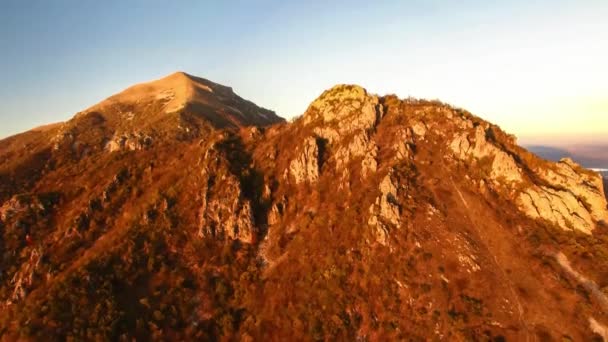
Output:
82,72,283,130
164,70,192,79
303,84,381,134
309,84,370,109
92,71,213,114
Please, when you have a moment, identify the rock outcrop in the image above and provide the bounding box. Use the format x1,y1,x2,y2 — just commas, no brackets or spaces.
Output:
304,84,383,135
197,147,257,243
518,158,608,234
368,172,402,245
540,158,608,224
105,131,153,152
334,131,378,179
519,186,595,234
198,176,256,243
392,128,412,161
449,123,608,234
289,137,320,184
450,125,522,183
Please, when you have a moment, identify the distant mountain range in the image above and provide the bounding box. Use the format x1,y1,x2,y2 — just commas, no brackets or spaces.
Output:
525,144,608,170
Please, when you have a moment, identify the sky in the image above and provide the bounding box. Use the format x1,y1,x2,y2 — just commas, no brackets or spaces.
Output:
1,0,607,145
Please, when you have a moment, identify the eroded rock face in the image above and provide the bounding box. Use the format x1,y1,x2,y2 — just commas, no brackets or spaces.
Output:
368,172,401,245
519,186,595,234
334,131,378,179
450,126,522,183
289,137,320,184
449,125,608,234
518,158,608,234
391,128,414,162
313,127,340,144
540,158,608,224
197,149,257,243
304,84,383,135
198,174,256,243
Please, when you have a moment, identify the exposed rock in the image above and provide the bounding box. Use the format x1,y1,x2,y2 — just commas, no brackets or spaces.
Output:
448,126,608,233
450,126,522,183
538,158,608,224
368,216,389,246
489,150,522,183
105,132,153,152
368,172,401,245
197,151,257,243
517,158,608,234
411,121,427,138
334,131,378,178
289,137,319,184
360,150,378,178
452,234,481,273
313,127,340,144
392,128,413,161
198,177,256,243
449,132,470,159
589,318,608,341
519,186,594,234
304,84,383,134
555,251,608,311
516,158,608,234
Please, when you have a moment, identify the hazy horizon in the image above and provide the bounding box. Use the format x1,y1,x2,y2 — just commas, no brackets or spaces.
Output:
1,0,607,142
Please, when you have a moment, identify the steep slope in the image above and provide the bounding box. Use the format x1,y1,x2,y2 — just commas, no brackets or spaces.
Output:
1,76,608,341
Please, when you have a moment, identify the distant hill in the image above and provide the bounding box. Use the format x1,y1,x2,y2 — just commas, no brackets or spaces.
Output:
526,144,608,169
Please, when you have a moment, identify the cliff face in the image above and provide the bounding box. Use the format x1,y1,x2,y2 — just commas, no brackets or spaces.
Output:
1,74,608,341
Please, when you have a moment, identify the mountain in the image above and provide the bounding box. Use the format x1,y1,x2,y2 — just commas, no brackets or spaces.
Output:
1,74,608,341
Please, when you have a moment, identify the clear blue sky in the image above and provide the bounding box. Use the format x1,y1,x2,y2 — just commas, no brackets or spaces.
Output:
1,0,607,144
